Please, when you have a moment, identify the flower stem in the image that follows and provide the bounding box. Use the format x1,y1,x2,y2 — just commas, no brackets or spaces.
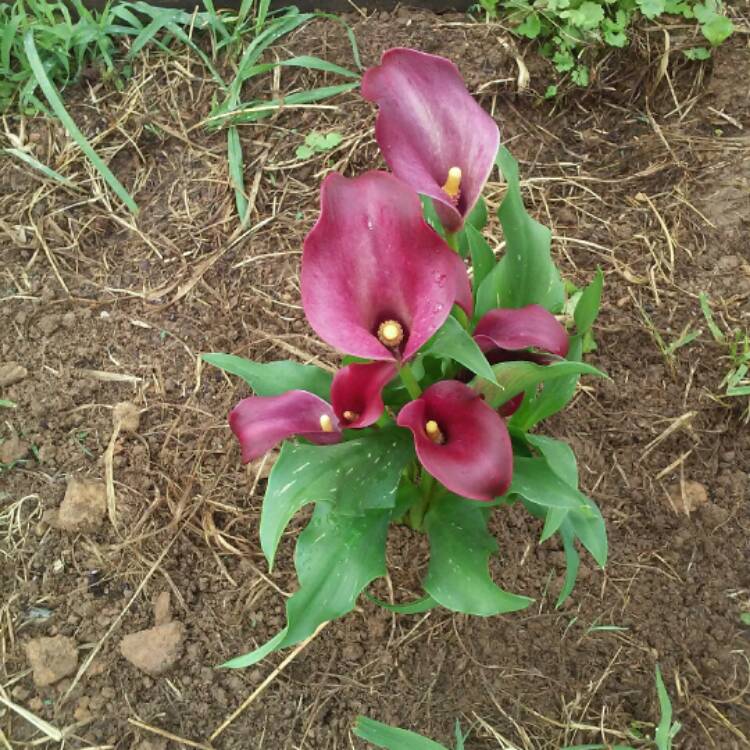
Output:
409,472,435,531
399,363,422,399
445,231,459,253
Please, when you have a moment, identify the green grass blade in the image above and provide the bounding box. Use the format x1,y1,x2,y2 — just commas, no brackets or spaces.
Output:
3,147,75,186
699,292,724,343
227,126,248,224
353,716,448,749
255,0,271,33
654,664,680,749
215,82,358,126
275,54,359,78
23,30,138,214
315,12,361,69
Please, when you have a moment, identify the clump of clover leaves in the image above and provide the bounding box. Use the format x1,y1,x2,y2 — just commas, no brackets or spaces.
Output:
476,0,734,90
203,48,608,668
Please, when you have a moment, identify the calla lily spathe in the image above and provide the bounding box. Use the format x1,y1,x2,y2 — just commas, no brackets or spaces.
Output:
302,170,472,362
474,304,569,416
230,363,397,461
230,391,342,462
362,47,500,233
473,304,569,361
397,380,513,502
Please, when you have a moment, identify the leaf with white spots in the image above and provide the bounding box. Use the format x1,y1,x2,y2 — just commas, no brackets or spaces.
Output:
223,502,390,668
260,427,413,569
422,493,532,616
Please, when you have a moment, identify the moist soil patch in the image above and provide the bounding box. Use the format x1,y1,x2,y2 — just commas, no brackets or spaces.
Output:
1,11,749,749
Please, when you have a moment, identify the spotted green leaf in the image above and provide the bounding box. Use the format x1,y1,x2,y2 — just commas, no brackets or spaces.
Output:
260,427,413,568
423,493,532,616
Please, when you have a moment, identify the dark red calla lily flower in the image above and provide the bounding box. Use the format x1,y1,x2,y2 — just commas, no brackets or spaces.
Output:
473,304,569,417
473,304,569,361
229,390,342,462
331,361,397,428
361,47,500,233
302,171,472,362
397,380,512,502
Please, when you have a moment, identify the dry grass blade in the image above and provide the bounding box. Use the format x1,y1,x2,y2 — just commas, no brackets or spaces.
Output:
0,689,63,741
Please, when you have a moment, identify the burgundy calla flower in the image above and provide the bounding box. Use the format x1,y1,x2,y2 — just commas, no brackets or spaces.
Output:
473,304,569,417
230,390,342,462
397,380,512,502
361,48,500,233
473,304,569,361
331,361,397,428
302,171,472,362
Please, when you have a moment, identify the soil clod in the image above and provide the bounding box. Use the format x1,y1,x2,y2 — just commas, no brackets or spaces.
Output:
25,635,78,687
113,401,141,433
45,477,107,531
0,435,29,463
0,361,28,387
668,480,710,515
120,621,185,675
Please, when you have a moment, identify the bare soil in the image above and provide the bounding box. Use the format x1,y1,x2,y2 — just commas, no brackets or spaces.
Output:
1,11,749,749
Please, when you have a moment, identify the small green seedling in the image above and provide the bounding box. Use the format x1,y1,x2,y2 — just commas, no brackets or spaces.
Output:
699,293,750,405
295,131,343,160
353,716,470,749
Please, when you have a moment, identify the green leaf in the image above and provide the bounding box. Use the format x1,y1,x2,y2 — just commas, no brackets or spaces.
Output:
465,225,495,298
353,716,448,750
472,358,606,410
553,48,575,71
654,665,681,749
665,0,693,16
683,46,711,60
366,593,438,614
202,354,332,400
556,523,581,606
322,132,343,149
603,22,628,47
541,506,568,542
260,427,413,567
23,31,138,214
295,144,314,159
423,493,533,616
420,195,447,239
574,268,604,334
544,84,558,99
562,1,604,28
740,612,750,625
701,13,733,45
636,0,665,19
3,147,74,186
508,334,586,430
227,126,248,224
426,316,496,382
466,196,488,231
489,147,565,313
512,457,607,567
516,11,542,38
525,434,579,487
571,65,589,87
224,503,391,668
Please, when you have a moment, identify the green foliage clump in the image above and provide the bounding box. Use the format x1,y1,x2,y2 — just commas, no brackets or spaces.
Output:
477,0,735,86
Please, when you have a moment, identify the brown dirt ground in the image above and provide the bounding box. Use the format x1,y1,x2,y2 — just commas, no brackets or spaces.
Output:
1,10,750,750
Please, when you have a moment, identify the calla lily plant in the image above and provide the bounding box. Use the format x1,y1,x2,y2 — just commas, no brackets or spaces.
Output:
204,48,608,668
